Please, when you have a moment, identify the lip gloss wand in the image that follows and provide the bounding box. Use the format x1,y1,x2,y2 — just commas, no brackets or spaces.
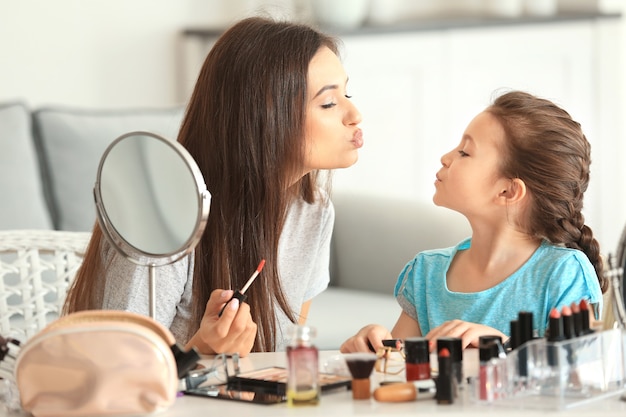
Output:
219,259,266,317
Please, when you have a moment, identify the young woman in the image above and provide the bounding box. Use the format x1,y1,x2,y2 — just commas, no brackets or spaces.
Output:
341,90,605,353
64,17,363,356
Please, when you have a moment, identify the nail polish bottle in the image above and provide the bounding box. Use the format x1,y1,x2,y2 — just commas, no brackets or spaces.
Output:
404,337,430,381
286,325,320,407
478,341,500,401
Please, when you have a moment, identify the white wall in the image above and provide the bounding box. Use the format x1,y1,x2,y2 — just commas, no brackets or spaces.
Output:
0,0,296,108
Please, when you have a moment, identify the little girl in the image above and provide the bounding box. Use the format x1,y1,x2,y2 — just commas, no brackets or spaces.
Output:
341,90,607,352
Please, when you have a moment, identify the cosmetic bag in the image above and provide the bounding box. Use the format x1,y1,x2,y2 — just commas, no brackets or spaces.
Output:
14,310,179,417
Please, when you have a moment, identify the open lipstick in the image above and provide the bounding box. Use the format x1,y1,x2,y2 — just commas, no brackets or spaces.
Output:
578,299,594,335
547,308,564,367
436,347,453,404
561,305,575,340
218,259,266,317
571,302,583,337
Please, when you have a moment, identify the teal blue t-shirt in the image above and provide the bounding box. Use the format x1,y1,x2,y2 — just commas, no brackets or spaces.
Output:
394,238,602,338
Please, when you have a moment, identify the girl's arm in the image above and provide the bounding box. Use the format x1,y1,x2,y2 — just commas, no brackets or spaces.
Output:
391,311,422,339
340,311,422,353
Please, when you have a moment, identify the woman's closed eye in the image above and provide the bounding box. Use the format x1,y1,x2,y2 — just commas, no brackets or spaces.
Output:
321,94,353,109
458,150,469,157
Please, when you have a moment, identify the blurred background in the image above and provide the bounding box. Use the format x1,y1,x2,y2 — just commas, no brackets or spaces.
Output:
1,0,624,253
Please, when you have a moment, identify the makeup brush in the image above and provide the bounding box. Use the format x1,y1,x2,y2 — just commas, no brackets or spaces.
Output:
219,259,266,317
343,352,377,400
0,335,20,382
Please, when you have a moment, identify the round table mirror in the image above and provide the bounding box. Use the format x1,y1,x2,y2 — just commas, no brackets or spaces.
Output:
94,131,210,318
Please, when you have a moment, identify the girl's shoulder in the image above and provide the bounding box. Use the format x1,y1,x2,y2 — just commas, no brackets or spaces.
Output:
535,240,592,266
408,237,470,269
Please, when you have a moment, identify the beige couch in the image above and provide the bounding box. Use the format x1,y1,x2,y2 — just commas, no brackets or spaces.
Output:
0,100,472,349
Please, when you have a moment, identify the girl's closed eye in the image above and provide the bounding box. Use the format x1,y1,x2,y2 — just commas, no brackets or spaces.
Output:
458,150,469,157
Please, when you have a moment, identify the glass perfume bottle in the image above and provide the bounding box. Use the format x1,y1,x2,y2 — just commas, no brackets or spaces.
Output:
286,325,320,407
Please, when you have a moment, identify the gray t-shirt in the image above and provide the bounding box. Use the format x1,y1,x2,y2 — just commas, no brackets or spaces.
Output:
100,196,334,351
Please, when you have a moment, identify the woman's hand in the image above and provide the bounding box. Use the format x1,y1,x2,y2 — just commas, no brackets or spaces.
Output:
340,324,392,353
185,289,257,356
425,319,506,350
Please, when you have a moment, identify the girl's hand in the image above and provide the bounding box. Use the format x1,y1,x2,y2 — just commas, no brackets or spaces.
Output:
425,319,506,350
340,324,392,353
185,289,257,356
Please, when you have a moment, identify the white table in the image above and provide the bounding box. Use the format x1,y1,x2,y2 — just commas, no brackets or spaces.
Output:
160,350,626,417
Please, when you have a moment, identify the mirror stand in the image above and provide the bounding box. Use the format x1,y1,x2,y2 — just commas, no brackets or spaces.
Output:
149,264,156,319
607,254,626,329
94,131,210,379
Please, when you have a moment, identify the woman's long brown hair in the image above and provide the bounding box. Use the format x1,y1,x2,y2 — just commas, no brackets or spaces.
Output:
64,17,339,352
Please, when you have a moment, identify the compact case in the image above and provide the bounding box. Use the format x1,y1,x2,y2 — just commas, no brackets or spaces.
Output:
14,310,179,417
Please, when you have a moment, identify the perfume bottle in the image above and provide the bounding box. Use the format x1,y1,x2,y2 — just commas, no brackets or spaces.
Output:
286,325,320,407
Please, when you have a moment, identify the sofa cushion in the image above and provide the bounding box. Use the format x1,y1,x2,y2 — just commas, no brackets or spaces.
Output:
307,286,401,350
33,106,185,231
330,193,471,294
0,101,53,230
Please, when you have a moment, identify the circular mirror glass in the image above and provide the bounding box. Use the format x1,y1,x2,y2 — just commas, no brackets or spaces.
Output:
94,131,210,267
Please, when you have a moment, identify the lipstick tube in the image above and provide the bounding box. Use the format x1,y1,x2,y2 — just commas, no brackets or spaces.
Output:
436,347,453,404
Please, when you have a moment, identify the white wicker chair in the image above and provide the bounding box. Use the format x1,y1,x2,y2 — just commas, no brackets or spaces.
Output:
0,229,91,341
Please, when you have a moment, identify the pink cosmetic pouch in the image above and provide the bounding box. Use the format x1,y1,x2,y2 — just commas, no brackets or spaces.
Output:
14,310,179,417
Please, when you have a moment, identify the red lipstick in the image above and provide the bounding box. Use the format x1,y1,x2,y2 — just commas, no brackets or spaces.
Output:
578,299,594,335
561,305,575,340
436,347,453,404
547,308,564,367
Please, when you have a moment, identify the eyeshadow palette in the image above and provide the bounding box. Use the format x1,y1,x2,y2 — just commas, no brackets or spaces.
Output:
185,366,351,404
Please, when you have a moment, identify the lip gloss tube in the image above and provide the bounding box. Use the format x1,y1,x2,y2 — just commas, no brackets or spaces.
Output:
403,337,430,381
